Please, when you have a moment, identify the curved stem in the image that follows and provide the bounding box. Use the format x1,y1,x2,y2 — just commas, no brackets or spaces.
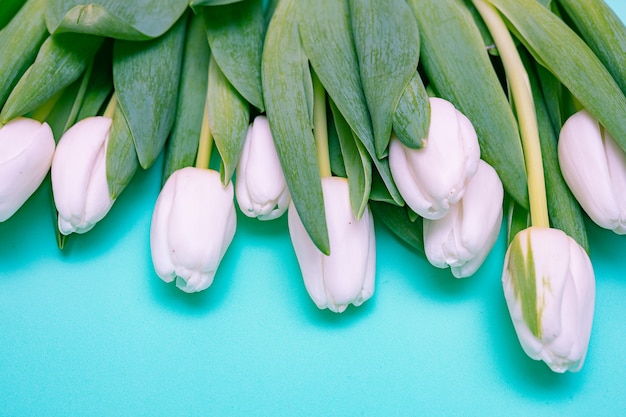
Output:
195,79,213,170
473,0,549,228
312,69,331,178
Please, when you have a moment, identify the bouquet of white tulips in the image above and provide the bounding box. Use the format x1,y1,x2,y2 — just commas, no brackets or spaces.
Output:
1,0,625,374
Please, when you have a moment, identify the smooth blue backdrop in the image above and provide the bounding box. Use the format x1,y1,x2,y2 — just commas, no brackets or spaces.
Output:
1,2,625,416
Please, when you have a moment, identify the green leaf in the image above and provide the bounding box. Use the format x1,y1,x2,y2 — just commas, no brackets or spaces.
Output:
45,0,189,40
106,102,139,199
112,14,186,169
191,0,245,6
208,56,249,185
0,33,103,123
349,0,419,157
0,0,47,106
43,75,84,140
392,71,429,149
262,0,328,254
76,41,113,121
329,99,371,220
522,50,589,252
0,0,26,29
488,0,626,154
556,0,626,97
409,0,529,209
203,0,265,111
162,13,210,185
369,200,424,255
297,0,403,206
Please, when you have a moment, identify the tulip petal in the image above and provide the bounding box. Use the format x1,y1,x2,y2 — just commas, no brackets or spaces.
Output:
0,118,55,221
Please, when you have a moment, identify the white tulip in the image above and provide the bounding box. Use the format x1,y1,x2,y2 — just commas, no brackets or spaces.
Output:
150,167,236,293
51,116,115,235
288,176,376,313
424,160,503,278
0,117,55,221
558,109,626,234
502,227,595,373
235,115,290,220
389,97,480,220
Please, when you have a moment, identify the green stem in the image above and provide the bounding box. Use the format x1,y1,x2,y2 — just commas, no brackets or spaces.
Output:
473,0,549,228
30,90,63,123
312,69,331,178
103,92,117,119
63,61,94,132
195,78,213,170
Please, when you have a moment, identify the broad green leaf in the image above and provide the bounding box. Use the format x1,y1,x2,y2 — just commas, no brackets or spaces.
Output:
262,0,328,254
208,56,249,185
45,0,189,40
369,200,425,255
0,0,47,106
328,106,347,178
0,0,26,29
298,0,403,206
106,102,139,199
112,14,186,169
488,0,626,153
349,0,419,157
409,0,529,209
523,50,588,252
556,0,626,97
329,100,371,219
203,0,265,111
392,71,429,149
0,33,103,123
162,13,210,185
44,75,84,140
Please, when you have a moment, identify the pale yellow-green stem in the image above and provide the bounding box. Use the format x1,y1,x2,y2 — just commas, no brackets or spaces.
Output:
195,82,213,170
30,90,63,123
473,0,550,228
312,69,331,178
103,92,118,119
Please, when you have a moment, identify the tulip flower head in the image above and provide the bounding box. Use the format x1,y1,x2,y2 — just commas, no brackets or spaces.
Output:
389,97,480,220
423,160,503,278
0,117,55,221
235,115,290,220
150,167,237,293
288,176,376,313
558,110,626,234
502,227,595,373
51,116,115,235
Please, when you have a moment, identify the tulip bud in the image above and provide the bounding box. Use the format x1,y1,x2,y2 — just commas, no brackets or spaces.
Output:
51,116,115,235
502,227,595,373
0,117,55,221
558,110,626,234
423,160,503,278
288,176,376,313
150,167,236,293
235,115,290,220
389,97,480,220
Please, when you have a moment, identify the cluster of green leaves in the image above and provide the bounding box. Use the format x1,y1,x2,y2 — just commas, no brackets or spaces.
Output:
1,0,625,258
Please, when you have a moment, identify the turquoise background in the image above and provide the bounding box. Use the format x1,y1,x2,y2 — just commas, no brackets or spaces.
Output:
1,2,625,416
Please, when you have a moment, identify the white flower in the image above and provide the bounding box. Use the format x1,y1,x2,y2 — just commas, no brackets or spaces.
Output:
51,116,115,235
558,109,626,234
150,167,236,293
502,227,595,373
235,115,290,220
424,160,503,278
288,176,376,313
389,97,480,220
0,117,55,221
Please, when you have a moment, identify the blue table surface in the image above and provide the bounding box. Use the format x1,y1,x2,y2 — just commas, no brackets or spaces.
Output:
1,2,625,416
